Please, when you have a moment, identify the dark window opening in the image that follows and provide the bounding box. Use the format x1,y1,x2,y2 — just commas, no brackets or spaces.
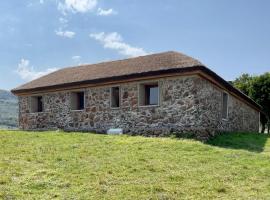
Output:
30,96,43,113
111,87,120,108
71,92,85,110
140,83,159,106
37,96,43,112
222,92,228,119
145,85,158,105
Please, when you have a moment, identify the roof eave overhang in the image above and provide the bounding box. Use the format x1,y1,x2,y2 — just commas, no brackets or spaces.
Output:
12,66,202,95
11,65,262,111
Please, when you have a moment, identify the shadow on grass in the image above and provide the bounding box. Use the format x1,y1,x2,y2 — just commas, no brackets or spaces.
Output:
207,132,269,153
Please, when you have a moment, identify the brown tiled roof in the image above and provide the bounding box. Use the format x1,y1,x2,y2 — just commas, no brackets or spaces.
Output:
12,51,203,93
11,51,261,110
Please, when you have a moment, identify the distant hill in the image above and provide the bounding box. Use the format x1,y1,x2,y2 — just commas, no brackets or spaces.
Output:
0,90,18,129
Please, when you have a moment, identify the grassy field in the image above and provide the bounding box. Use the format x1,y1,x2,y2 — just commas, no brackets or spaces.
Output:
1,131,270,200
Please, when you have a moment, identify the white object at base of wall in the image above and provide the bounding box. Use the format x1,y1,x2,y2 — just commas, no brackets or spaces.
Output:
107,128,123,135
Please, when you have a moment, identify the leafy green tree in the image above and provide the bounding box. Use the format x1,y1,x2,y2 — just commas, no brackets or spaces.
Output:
249,73,270,133
233,72,270,133
233,73,253,95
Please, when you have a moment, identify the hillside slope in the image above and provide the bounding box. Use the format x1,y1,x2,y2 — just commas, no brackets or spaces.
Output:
0,131,270,199
0,90,18,128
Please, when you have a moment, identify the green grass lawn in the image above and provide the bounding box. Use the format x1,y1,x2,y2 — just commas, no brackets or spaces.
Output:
1,131,270,200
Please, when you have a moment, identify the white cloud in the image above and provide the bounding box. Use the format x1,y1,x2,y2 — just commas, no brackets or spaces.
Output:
58,0,97,14
97,8,117,16
55,29,75,38
72,55,81,60
59,17,68,24
72,56,82,64
27,0,44,7
58,18,68,29
16,59,58,81
89,32,147,57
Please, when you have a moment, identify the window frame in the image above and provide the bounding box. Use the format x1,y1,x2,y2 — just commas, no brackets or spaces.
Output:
70,91,85,111
138,81,160,107
30,95,44,113
110,86,121,109
221,91,229,120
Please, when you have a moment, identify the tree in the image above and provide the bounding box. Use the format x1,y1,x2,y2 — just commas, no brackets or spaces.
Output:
233,73,253,95
233,72,270,133
249,73,270,133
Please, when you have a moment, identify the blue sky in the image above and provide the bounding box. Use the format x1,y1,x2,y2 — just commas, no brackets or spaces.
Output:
0,0,269,90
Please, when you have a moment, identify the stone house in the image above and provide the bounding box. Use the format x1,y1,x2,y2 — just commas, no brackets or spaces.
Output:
12,51,261,139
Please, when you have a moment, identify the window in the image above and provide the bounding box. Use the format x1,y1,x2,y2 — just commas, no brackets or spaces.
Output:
222,92,228,119
30,96,43,113
139,82,159,106
71,92,85,110
111,86,120,108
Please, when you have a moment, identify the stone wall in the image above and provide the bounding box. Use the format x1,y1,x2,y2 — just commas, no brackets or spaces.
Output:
18,75,260,140
194,77,260,134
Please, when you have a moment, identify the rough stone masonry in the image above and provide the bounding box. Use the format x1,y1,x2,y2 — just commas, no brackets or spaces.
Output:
18,75,259,140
